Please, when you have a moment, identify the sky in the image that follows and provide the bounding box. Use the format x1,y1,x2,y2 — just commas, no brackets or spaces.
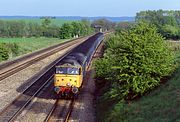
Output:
0,0,179,17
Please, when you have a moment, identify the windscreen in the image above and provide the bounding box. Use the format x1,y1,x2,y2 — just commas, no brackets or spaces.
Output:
56,67,79,75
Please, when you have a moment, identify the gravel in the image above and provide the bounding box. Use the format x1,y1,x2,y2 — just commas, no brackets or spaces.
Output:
15,80,56,122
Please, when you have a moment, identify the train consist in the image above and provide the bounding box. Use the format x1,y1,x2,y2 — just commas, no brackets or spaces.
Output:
54,32,104,98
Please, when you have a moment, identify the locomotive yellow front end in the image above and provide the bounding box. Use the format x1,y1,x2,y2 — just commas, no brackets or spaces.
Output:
54,65,83,98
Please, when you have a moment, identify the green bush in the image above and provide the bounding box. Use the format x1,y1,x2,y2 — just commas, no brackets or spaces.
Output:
0,43,10,61
0,42,19,61
161,25,179,39
7,43,19,55
95,22,174,99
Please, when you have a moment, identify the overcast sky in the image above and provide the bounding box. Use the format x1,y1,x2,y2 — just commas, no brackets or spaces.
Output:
0,0,179,16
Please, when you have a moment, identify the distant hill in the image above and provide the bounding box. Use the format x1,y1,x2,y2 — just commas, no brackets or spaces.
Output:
56,16,135,22
0,16,135,22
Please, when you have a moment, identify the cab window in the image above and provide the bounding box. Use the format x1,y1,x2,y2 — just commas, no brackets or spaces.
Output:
56,67,67,74
67,67,79,75
56,67,79,75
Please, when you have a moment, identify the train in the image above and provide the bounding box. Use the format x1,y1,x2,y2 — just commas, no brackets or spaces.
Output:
54,32,104,98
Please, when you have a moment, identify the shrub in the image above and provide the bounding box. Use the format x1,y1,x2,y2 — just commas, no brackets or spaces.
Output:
7,43,19,55
0,43,10,61
0,43,19,61
161,25,179,39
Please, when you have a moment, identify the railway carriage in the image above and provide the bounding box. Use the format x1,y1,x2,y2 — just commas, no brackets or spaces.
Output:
54,33,104,98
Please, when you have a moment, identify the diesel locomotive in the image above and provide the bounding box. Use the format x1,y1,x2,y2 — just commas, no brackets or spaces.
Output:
54,33,104,98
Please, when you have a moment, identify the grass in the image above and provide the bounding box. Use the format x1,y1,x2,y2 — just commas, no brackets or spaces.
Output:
0,18,74,26
167,40,180,52
0,37,69,60
96,42,180,122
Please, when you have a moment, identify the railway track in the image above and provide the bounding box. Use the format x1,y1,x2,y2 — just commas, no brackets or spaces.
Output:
44,99,74,122
0,36,89,81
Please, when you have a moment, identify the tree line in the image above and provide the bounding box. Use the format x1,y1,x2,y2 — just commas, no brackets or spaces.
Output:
0,19,94,38
0,18,117,39
136,10,180,39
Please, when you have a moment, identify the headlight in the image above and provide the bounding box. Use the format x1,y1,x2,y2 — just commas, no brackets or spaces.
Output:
54,87,60,93
72,87,78,94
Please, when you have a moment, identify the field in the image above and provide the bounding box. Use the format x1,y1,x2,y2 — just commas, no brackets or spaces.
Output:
167,40,180,52
0,37,69,60
0,18,74,26
96,41,180,122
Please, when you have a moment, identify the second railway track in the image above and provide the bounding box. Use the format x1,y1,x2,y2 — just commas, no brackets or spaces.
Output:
0,76,53,122
0,47,72,122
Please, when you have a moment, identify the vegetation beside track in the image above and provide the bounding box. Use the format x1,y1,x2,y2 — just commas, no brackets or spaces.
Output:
95,22,180,122
96,52,180,122
0,38,68,62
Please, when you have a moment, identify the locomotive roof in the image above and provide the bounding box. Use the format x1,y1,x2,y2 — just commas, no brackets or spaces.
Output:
68,52,87,64
57,32,104,68
56,64,80,68
59,58,81,67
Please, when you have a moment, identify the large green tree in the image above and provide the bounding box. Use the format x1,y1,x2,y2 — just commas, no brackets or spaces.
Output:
59,23,73,39
95,22,174,99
